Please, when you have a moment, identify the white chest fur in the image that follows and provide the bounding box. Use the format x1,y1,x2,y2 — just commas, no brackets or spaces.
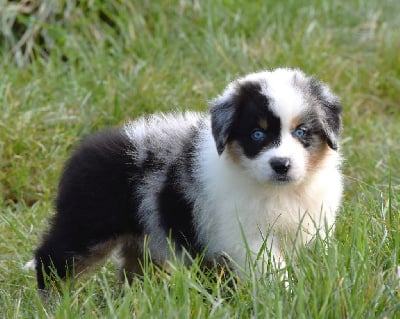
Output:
194,129,342,271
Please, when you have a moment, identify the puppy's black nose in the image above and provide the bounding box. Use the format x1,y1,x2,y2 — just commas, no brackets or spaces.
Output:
270,157,291,174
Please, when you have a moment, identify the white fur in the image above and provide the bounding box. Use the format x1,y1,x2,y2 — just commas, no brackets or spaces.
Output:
193,125,342,273
217,68,308,125
195,68,341,273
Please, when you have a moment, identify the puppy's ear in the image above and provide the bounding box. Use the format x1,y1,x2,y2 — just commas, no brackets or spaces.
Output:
320,101,342,150
309,78,343,150
210,96,237,155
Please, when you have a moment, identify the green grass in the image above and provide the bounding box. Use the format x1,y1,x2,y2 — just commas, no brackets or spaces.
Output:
1,0,399,318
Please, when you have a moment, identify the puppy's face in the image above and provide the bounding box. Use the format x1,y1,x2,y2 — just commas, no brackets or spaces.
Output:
210,68,342,185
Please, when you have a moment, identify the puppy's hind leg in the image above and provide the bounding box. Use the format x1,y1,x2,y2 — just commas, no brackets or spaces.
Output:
34,228,120,292
116,238,144,284
34,129,141,292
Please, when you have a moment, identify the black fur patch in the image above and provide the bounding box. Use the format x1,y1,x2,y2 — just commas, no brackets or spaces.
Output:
142,150,165,171
34,128,142,289
228,82,282,158
158,165,197,253
157,127,202,256
210,99,237,155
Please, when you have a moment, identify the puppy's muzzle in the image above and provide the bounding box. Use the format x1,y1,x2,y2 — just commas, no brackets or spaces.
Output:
269,157,291,175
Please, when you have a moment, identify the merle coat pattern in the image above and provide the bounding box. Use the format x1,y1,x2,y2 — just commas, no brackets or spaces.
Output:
28,68,343,291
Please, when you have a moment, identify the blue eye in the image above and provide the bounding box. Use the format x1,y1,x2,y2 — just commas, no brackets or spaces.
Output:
294,127,307,138
251,129,266,141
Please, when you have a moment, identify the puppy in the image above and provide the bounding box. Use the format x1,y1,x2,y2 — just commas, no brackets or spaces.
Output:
27,68,343,290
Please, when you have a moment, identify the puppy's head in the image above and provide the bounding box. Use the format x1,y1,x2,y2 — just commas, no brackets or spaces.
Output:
210,68,342,185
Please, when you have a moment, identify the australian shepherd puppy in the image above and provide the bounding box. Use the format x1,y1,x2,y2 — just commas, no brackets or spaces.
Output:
27,68,343,290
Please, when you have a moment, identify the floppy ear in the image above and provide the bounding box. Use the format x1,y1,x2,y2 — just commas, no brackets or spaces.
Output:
320,101,342,150
309,78,343,150
209,96,237,155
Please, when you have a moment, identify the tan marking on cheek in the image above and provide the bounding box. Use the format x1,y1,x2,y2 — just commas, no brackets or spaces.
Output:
258,118,268,130
307,142,331,172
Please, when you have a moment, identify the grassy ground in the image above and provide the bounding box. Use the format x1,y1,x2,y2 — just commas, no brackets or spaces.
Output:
1,0,399,318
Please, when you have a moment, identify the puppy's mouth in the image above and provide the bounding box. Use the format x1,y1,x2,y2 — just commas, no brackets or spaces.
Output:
271,174,292,185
